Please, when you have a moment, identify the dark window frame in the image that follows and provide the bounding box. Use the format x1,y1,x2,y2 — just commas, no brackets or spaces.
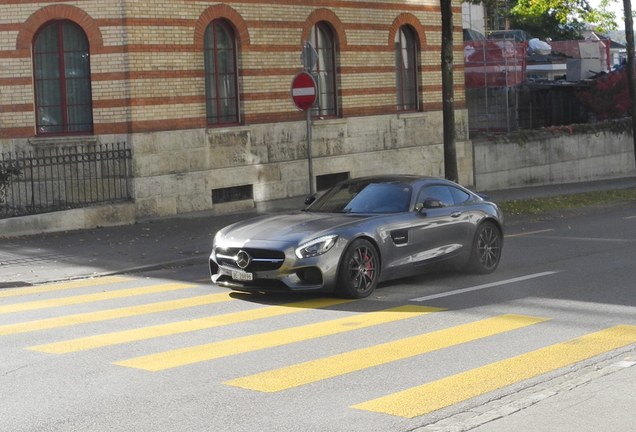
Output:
32,20,94,136
395,25,420,112
310,22,339,118
212,184,253,204
204,19,240,126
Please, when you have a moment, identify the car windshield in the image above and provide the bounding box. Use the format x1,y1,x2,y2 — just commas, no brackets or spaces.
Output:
307,181,412,213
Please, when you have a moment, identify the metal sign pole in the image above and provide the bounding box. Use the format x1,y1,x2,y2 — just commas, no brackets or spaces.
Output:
301,41,318,196
306,108,314,196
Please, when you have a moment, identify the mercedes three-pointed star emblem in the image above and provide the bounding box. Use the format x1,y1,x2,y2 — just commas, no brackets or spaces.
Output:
236,250,252,269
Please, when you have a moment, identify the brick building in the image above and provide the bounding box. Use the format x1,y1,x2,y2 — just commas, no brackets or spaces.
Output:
0,0,472,220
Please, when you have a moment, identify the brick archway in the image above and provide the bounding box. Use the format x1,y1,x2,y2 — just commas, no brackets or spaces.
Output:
194,4,250,51
16,5,103,51
388,14,427,49
301,9,347,49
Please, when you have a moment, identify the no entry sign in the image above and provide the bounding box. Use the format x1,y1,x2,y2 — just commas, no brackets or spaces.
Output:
291,72,317,111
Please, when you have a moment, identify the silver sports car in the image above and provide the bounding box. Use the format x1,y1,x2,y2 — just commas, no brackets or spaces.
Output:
209,175,503,298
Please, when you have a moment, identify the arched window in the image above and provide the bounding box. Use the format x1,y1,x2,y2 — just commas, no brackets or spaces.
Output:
310,22,338,117
395,26,419,111
204,20,239,125
33,20,93,135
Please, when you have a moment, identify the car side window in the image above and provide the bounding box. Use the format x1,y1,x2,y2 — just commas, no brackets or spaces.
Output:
417,185,454,207
449,186,471,204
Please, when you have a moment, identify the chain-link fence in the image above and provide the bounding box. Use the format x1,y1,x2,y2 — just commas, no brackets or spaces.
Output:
464,38,609,135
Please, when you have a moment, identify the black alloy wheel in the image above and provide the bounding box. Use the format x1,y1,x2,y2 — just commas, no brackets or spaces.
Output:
468,221,502,274
337,239,380,298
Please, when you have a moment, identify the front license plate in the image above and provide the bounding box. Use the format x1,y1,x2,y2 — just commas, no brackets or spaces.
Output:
231,270,253,281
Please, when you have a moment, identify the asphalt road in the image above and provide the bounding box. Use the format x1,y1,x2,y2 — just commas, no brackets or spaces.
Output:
1,203,635,432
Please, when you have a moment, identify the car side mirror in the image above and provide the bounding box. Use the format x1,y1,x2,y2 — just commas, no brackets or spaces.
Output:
423,198,444,209
415,199,443,215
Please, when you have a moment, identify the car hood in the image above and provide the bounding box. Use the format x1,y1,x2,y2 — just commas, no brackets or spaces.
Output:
219,212,368,244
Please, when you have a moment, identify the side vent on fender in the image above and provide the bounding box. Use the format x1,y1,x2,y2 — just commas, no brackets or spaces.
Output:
390,229,409,246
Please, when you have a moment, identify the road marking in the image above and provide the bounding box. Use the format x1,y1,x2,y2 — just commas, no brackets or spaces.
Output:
29,298,353,353
352,325,636,418
625,215,636,219
225,314,548,392
410,272,559,302
0,293,235,336
114,305,443,372
506,229,554,238
0,283,196,314
0,276,131,299
527,235,635,243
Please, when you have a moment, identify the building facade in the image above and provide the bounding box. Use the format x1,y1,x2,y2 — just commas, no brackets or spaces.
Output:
0,0,472,219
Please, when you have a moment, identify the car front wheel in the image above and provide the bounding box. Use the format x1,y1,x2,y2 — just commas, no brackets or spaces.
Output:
336,239,379,299
467,221,502,274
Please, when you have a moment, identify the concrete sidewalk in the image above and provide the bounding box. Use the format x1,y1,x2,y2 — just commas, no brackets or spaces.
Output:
417,350,636,432
1,176,635,287
472,356,636,432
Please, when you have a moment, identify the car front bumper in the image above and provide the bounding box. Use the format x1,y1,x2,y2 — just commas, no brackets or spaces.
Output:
209,239,347,294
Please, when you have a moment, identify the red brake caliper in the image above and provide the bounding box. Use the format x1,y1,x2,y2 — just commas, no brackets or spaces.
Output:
363,249,373,278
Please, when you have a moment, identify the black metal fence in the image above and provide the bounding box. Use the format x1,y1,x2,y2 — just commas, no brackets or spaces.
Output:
0,142,132,219
466,84,591,135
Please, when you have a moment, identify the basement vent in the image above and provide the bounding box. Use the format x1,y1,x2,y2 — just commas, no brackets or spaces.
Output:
316,172,349,191
212,184,253,204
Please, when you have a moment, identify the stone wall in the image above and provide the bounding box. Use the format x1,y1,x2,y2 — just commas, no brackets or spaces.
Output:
130,110,472,218
474,123,636,191
0,110,472,235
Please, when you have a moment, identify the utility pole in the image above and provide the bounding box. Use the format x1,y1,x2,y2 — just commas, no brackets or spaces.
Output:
624,0,636,173
441,0,459,182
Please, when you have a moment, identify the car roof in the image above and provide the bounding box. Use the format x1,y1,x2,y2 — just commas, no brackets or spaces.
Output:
335,176,478,198
341,175,452,187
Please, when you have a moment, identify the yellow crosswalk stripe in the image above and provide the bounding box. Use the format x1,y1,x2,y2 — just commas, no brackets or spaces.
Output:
225,314,548,392
0,283,196,314
353,324,636,418
114,305,443,372
0,276,131,299
29,298,353,353
0,293,234,336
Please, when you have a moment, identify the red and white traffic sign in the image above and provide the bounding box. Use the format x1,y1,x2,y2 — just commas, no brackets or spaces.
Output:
291,72,317,111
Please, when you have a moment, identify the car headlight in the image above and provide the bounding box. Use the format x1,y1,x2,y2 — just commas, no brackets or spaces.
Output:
212,230,227,250
295,235,338,259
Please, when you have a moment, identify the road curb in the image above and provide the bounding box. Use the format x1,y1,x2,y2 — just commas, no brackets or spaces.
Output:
413,346,636,432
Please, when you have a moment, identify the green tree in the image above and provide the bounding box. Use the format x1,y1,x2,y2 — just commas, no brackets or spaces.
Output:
476,0,619,39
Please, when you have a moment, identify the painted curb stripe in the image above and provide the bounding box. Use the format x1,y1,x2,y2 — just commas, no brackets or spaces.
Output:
225,314,548,392
0,293,234,336
114,305,443,372
0,283,196,314
29,298,353,354
0,276,131,298
352,325,636,418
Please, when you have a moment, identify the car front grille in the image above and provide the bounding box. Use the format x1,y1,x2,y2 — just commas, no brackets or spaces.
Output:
215,247,285,272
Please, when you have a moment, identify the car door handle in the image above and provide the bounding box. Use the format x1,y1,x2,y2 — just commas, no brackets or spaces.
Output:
451,211,462,218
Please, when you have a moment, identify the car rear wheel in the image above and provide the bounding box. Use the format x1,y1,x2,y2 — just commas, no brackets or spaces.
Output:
336,239,379,298
467,221,502,274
